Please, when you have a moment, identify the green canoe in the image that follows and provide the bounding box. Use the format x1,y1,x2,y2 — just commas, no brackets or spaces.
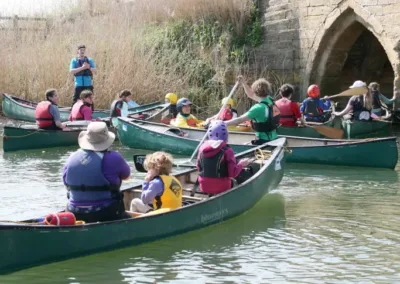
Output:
2,121,117,152
117,118,398,169
341,118,392,139
1,93,110,122
0,140,285,273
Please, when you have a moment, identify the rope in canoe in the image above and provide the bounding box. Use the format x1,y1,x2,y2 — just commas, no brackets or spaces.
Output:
2,130,41,140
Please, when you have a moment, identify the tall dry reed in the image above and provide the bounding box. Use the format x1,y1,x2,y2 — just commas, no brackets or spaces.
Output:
0,0,255,113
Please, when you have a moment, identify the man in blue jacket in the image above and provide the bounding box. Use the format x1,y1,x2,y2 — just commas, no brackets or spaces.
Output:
69,44,96,104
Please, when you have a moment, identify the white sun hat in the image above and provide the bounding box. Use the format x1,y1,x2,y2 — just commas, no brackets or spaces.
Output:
349,80,367,89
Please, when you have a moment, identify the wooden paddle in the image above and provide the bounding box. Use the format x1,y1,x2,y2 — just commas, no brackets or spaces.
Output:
188,80,241,163
327,86,368,100
304,124,344,139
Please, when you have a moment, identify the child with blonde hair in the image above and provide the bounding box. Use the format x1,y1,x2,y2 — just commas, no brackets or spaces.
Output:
130,152,183,213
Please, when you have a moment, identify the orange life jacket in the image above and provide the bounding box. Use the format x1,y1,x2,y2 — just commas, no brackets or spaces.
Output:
185,116,197,127
35,101,54,128
70,101,85,121
275,98,296,126
218,108,233,121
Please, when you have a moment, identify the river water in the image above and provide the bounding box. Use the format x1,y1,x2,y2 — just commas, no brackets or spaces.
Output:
0,121,400,283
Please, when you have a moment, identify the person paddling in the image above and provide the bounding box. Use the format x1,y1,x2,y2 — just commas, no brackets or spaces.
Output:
225,76,280,145
275,84,305,127
333,80,373,121
110,90,131,118
171,97,204,128
35,89,67,130
205,97,238,123
130,151,183,213
300,84,331,122
63,121,131,223
69,90,95,121
196,120,251,195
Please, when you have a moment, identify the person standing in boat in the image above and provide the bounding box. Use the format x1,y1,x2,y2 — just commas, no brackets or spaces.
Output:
197,120,251,195
333,80,373,121
110,90,132,118
69,44,96,105
299,84,331,122
35,89,66,130
69,90,95,121
63,121,131,223
275,84,305,127
130,151,183,213
225,76,280,145
369,82,399,117
171,98,204,128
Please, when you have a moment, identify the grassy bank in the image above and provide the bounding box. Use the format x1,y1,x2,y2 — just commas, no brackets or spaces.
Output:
0,0,264,116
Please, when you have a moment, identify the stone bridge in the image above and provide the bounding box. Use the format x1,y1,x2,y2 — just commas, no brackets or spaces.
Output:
256,0,400,101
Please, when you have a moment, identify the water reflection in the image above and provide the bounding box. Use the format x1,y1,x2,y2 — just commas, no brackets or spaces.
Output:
0,194,285,284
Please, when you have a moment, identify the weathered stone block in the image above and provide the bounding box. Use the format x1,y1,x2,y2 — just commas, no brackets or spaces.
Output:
307,0,326,7
361,0,378,5
307,6,331,16
377,0,398,4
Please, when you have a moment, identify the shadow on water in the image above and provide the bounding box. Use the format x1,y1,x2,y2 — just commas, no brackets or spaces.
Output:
0,193,286,284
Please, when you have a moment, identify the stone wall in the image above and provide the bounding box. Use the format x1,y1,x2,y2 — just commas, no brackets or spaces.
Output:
255,0,400,102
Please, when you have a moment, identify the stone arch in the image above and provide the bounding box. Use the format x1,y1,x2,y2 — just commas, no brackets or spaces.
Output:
304,3,396,97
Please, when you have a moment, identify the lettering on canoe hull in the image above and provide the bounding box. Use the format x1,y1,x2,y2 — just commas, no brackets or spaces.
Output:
201,209,228,225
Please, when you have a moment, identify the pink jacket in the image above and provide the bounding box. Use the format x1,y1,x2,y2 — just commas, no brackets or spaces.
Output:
196,140,243,194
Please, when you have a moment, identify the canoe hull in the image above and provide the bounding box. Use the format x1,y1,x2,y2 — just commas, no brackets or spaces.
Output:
342,119,392,139
117,118,398,169
3,126,81,152
2,94,109,122
0,142,285,273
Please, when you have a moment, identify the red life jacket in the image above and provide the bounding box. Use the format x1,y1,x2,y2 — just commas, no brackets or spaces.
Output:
186,117,197,127
275,98,296,127
70,100,85,121
35,101,54,128
218,108,233,121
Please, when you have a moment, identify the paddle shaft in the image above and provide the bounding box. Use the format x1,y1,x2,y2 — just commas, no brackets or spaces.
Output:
188,80,240,162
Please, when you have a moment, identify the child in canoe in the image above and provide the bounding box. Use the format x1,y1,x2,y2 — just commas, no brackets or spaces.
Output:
300,84,331,122
225,76,280,144
197,120,251,195
130,152,183,213
170,98,204,128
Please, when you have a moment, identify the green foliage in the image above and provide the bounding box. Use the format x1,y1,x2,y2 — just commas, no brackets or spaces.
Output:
141,2,263,115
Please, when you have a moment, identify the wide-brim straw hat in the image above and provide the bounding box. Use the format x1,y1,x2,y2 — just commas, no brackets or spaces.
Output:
78,121,115,151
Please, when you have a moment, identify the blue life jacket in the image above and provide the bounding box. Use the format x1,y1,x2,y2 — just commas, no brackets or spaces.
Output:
65,150,121,202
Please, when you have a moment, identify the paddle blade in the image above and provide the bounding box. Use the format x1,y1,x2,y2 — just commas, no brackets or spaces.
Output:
329,86,368,99
133,155,147,172
311,125,344,139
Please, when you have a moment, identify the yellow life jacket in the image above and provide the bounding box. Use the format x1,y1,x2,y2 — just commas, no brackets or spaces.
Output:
153,175,183,210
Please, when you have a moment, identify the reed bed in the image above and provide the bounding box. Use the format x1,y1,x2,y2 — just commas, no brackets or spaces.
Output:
0,0,263,116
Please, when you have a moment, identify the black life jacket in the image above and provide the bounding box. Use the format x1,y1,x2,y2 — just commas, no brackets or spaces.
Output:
110,99,124,117
304,98,322,116
352,95,371,121
251,98,280,133
372,90,383,109
198,145,229,178
169,104,178,118
74,56,93,77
